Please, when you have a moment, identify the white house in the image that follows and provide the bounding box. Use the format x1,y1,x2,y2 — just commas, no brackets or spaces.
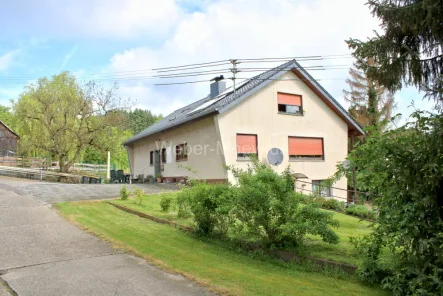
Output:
124,60,364,201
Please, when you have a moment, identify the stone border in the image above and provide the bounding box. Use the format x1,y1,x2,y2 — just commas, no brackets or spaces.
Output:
108,201,358,274
108,202,193,232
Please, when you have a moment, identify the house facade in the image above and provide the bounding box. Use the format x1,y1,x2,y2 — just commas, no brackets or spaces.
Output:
0,120,19,157
124,60,363,201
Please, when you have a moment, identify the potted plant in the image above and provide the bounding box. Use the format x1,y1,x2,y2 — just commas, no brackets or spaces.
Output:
155,173,163,183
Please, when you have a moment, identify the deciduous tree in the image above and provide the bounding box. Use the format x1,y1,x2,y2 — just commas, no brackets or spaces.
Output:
14,72,129,173
344,59,396,133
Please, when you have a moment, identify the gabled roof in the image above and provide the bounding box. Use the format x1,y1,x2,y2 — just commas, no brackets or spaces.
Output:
0,120,19,139
124,59,364,145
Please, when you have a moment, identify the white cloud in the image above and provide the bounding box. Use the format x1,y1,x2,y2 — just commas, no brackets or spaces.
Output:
67,0,181,38
0,49,20,72
3,0,181,39
108,0,381,115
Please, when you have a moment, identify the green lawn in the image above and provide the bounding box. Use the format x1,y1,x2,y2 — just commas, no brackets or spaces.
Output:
113,192,194,227
304,210,372,265
56,201,386,296
114,192,373,265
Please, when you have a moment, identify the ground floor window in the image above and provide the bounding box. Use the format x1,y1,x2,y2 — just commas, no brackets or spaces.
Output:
149,151,154,165
312,180,333,197
175,143,188,161
161,148,166,163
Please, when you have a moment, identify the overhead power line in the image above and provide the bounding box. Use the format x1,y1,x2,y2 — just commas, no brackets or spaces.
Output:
0,64,353,85
0,54,355,86
152,59,230,71
152,53,352,71
154,76,348,86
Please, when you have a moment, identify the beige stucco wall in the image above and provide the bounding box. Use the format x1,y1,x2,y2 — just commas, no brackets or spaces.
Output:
127,116,227,180
216,71,349,201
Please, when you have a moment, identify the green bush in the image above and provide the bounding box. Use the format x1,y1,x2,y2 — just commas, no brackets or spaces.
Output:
160,196,173,212
345,204,374,220
322,199,344,211
176,192,192,218
120,185,129,200
230,160,339,248
134,188,145,206
298,193,315,204
179,181,234,235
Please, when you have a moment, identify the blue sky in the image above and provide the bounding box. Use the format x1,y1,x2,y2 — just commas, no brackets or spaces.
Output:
0,0,436,123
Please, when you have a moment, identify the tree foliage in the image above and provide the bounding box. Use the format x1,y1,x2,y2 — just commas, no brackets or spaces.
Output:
336,112,443,294
344,59,396,133
0,105,16,129
126,108,162,134
14,72,129,172
346,0,443,107
81,128,133,169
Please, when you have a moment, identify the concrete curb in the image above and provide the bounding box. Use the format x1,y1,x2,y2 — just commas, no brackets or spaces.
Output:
107,202,193,232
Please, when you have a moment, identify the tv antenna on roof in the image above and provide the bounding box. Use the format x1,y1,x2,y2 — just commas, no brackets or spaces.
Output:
230,59,240,95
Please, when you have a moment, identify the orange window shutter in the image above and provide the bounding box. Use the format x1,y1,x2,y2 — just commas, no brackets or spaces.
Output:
237,134,257,153
277,93,302,106
288,137,323,156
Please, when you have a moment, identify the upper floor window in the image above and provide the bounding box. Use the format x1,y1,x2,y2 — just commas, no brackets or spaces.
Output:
236,134,258,160
288,137,324,160
277,92,302,115
176,143,188,162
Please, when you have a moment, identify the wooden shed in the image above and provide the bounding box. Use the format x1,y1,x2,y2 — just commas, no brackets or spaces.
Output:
0,120,19,157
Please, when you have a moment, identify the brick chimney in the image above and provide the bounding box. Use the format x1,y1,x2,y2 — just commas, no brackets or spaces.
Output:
210,75,226,98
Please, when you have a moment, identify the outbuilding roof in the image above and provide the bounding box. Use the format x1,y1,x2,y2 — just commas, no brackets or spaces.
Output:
124,59,363,145
0,120,19,139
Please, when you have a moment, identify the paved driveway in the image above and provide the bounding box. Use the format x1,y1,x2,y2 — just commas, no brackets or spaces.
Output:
0,178,211,296
0,176,179,204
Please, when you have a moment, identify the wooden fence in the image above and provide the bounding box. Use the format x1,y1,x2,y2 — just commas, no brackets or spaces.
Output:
0,156,46,168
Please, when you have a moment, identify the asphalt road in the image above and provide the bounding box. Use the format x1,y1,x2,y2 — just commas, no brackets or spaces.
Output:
0,177,212,296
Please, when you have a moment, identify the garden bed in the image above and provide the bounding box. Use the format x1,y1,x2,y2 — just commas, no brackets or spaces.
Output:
113,192,378,266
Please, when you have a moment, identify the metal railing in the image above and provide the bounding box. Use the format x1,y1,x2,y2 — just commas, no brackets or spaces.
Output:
0,165,85,183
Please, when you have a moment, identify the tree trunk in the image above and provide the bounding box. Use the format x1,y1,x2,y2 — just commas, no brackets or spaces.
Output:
58,156,71,173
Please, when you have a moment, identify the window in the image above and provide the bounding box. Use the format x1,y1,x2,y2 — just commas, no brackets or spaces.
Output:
312,180,333,197
277,92,302,115
236,134,258,159
149,151,154,165
175,143,188,161
288,137,324,160
161,148,166,163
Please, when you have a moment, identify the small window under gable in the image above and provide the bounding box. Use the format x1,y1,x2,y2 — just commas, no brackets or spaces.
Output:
277,92,302,115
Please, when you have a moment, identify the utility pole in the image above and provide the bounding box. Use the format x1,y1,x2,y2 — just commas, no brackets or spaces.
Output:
230,59,239,95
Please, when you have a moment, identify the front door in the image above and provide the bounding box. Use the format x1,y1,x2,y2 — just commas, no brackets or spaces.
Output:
154,150,161,177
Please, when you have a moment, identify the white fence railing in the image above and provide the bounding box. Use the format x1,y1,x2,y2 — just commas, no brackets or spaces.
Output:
0,165,90,183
